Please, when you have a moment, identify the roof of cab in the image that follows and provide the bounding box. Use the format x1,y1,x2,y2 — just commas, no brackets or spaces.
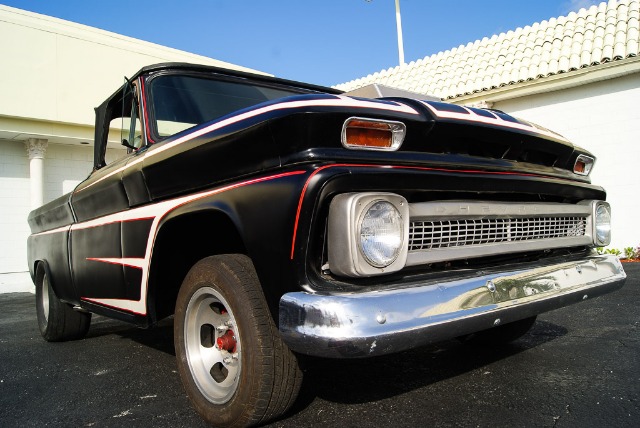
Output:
130,62,342,96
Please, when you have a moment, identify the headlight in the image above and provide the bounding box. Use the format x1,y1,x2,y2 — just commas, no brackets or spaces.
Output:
359,200,404,268
594,202,611,246
328,193,409,277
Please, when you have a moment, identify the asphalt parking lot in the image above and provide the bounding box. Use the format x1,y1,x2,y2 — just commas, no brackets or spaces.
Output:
1,264,638,428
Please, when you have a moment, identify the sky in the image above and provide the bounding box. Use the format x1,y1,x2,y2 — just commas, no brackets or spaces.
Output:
2,0,602,87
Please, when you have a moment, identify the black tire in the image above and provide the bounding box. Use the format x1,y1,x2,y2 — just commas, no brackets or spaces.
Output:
35,263,91,342
174,255,302,428
458,316,537,346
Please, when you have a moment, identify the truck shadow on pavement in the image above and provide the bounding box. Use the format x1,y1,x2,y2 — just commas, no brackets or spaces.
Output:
86,316,176,356
292,320,567,409
83,312,567,414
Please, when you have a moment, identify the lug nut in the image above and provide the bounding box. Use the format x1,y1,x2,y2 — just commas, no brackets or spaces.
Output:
223,353,239,365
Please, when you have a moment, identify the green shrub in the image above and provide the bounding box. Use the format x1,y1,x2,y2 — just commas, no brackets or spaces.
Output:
597,245,639,259
623,246,640,259
604,248,622,257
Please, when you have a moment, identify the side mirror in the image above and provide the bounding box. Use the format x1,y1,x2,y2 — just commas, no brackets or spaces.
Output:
121,139,136,150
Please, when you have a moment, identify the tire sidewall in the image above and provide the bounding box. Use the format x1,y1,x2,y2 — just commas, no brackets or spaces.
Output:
35,264,52,337
174,256,265,427
34,262,91,342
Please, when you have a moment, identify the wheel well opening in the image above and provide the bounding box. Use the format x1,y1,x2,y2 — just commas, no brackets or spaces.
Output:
148,210,246,323
35,260,45,284
34,260,52,292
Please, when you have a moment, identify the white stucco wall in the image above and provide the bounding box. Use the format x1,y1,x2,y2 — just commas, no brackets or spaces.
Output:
0,141,30,274
494,73,640,250
0,140,125,277
0,5,261,283
0,5,267,128
43,144,127,202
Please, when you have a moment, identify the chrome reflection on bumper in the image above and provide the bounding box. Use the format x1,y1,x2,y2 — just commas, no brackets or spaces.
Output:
279,255,626,358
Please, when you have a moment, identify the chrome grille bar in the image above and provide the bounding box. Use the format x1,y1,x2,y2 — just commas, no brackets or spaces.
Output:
409,216,587,251
405,201,594,266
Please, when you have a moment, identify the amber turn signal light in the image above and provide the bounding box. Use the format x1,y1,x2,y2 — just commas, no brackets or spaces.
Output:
573,154,595,176
341,117,406,151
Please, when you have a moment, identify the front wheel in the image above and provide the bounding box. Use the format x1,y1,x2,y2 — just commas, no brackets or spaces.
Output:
174,255,302,428
35,263,91,341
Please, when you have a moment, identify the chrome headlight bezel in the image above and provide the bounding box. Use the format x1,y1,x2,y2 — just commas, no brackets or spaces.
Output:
328,193,409,277
580,200,612,247
593,201,612,246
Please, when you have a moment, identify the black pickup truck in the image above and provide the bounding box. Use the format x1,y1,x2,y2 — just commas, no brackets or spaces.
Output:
27,63,626,427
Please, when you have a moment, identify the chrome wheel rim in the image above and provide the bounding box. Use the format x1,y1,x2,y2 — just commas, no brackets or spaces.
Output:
42,274,50,321
184,287,241,404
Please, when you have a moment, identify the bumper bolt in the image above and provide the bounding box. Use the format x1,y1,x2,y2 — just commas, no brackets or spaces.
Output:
487,280,496,293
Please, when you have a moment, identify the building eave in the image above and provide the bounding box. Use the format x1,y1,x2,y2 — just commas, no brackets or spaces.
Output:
1,115,127,149
451,55,640,105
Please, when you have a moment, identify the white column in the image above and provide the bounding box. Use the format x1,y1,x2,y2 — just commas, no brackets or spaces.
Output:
25,138,48,209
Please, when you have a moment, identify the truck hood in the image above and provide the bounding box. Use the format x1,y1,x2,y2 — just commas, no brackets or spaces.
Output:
129,93,593,201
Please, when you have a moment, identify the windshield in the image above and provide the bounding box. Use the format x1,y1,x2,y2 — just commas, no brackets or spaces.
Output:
148,74,307,140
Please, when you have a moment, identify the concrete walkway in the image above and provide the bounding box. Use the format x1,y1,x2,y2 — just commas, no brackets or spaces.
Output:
0,272,33,294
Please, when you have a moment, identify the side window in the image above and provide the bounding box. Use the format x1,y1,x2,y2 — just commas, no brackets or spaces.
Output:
126,99,143,150
106,82,143,164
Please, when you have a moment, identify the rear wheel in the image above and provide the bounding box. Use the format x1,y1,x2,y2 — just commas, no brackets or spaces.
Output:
174,254,302,428
458,316,537,345
35,263,91,341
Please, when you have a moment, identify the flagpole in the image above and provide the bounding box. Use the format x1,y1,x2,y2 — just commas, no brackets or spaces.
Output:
395,0,405,65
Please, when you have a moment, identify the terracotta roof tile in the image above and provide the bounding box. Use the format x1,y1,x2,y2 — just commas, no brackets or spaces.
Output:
335,0,640,99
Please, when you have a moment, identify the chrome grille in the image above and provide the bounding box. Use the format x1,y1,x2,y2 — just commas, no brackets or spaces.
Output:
409,216,587,251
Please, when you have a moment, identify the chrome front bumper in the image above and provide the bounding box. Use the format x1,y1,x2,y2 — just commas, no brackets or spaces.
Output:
279,255,626,358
